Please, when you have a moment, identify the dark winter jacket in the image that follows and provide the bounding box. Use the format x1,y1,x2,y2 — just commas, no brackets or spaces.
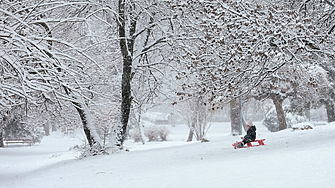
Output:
244,125,256,142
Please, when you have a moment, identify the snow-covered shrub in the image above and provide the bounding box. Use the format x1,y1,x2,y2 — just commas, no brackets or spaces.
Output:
158,126,169,141
144,126,159,142
144,126,170,142
262,105,307,132
72,142,109,159
3,118,34,140
31,126,45,144
130,128,143,143
2,114,45,144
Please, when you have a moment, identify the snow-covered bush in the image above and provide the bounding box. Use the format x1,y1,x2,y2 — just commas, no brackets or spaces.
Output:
31,126,45,144
144,126,170,142
263,105,307,132
73,143,109,159
158,126,169,141
3,118,32,139
144,126,160,142
131,128,143,143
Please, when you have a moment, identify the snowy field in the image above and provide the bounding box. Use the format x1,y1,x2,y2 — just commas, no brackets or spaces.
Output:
1,121,335,188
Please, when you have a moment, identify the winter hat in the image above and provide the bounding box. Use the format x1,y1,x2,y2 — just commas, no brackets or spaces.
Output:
247,120,253,127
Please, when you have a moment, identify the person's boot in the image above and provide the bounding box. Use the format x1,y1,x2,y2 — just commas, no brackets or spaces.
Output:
236,142,243,148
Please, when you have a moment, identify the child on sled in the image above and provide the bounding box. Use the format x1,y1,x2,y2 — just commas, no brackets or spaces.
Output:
236,121,257,148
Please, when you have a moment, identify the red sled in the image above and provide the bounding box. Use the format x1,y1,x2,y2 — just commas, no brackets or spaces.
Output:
232,139,266,149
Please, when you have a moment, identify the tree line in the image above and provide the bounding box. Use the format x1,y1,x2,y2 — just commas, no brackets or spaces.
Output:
1,0,334,153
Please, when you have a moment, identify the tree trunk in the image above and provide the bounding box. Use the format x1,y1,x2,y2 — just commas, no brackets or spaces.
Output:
0,131,4,148
116,0,136,148
187,115,197,142
242,117,247,132
187,127,194,142
305,109,311,122
63,85,102,153
272,95,287,131
230,98,240,135
72,100,101,153
134,107,146,144
138,122,146,145
44,124,50,136
52,124,57,132
118,58,132,147
325,100,335,123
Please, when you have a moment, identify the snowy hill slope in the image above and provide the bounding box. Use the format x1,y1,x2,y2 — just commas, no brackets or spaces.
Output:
1,122,334,188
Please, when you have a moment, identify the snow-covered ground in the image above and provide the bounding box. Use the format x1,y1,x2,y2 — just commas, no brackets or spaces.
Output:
1,121,335,188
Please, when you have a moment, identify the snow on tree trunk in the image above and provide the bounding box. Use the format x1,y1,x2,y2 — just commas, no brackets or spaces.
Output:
138,123,146,145
130,108,146,145
52,124,57,132
137,111,146,145
325,100,335,123
185,98,209,141
272,95,287,131
242,117,247,132
116,0,136,148
72,96,102,154
305,109,311,122
230,98,240,135
187,125,195,142
44,124,50,136
0,131,4,148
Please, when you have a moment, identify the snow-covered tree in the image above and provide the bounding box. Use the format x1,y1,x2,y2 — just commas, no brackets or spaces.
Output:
0,0,118,153
263,105,306,132
172,0,335,132
102,0,183,148
182,97,213,141
296,0,335,122
171,1,295,133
